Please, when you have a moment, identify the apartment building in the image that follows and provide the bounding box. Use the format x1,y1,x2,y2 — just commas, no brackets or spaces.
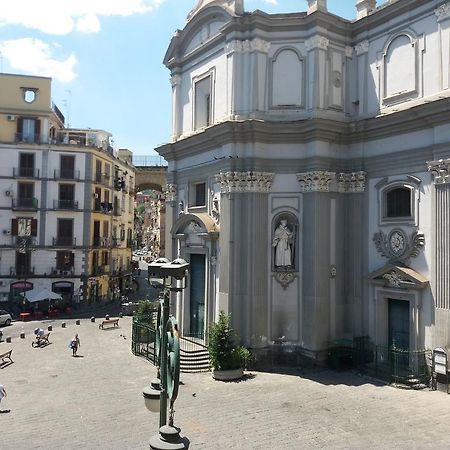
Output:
0,73,135,311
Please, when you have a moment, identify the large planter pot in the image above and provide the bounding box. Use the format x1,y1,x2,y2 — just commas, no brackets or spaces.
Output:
212,368,243,381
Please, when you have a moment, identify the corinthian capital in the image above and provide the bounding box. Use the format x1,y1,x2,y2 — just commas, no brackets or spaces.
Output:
296,171,335,192
215,171,274,194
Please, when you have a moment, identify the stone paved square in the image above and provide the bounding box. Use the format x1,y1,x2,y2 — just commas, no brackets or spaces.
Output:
1,316,449,449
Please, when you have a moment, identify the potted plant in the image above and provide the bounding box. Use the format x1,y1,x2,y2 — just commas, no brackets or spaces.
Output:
208,311,251,381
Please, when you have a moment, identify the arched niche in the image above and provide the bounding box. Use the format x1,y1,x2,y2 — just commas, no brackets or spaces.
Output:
271,212,299,272
383,32,417,101
270,48,305,109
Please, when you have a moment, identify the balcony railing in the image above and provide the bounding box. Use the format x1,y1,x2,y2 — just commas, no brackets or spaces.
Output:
52,237,77,246
53,169,80,180
15,133,40,144
51,267,75,277
91,266,105,276
12,198,38,210
10,266,35,277
53,199,79,210
13,167,40,178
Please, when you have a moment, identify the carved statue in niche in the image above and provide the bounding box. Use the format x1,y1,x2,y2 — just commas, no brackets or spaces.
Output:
272,219,295,268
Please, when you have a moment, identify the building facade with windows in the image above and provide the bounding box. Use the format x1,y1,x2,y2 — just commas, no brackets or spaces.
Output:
157,0,450,364
0,73,135,309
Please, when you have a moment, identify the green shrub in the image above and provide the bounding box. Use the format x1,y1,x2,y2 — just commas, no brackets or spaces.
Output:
208,311,251,371
135,300,157,325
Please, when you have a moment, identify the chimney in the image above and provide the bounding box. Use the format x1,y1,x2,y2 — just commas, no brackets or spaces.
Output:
356,0,376,19
307,0,327,15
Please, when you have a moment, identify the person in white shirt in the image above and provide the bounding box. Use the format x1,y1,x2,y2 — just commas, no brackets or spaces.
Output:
0,384,9,413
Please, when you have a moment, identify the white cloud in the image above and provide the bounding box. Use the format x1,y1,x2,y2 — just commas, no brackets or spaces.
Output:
0,0,166,35
0,38,77,83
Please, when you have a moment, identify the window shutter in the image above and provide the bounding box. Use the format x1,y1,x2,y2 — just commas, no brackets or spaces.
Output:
69,252,75,267
35,119,41,141
11,218,18,236
31,219,38,236
17,117,23,134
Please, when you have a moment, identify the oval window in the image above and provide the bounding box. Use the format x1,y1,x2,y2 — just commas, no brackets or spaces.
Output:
24,90,36,103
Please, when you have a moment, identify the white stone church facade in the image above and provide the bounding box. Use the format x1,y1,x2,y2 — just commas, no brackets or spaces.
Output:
156,0,450,364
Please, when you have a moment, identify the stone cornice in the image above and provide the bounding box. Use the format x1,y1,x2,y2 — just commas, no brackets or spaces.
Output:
215,171,274,193
428,159,450,184
156,97,450,162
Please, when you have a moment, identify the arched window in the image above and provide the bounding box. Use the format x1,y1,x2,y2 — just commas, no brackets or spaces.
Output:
385,187,412,218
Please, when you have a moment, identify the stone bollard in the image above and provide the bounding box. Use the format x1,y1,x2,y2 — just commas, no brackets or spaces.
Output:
20,332,25,339
119,312,123,318
105,314,110,320
76,320,80,325
62,322,66,328
6,337,11,343
48,325,53,331
91,316,95,323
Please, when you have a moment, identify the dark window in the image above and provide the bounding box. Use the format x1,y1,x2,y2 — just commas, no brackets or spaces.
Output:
19,153,35,177
16,251,31,276
93,221,101,246
57,219,74,245
59,184,75,208
60,155,75,179
194,183,206,207
17,118,40,143
56,251,74,270
95,160,102,183
94,187,101,210
386,187,411,218
101,251,108,266
92,252,98,268
103,221,109,238
17,183,35,208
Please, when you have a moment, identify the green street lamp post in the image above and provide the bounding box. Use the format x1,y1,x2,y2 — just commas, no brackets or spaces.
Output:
143,257,189,450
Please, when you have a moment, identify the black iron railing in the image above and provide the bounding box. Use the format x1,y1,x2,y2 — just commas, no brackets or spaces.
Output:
132,318,157,364
53,199,79,209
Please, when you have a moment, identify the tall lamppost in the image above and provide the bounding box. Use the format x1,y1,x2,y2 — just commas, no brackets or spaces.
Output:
143,257,189,450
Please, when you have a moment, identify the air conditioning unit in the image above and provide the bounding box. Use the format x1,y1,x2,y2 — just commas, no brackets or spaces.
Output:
5,190,13,197
3,229,11,235
7,115,16,121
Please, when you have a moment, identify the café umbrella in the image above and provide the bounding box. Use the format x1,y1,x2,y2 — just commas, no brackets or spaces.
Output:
25,287,62,303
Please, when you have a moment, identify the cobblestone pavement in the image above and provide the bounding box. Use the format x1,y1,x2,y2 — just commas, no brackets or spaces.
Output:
1,316,450,449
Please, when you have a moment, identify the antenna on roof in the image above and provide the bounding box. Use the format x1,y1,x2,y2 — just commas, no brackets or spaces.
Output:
62,89,72,127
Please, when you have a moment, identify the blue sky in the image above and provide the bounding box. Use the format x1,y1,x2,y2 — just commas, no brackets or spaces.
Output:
0,1,358,158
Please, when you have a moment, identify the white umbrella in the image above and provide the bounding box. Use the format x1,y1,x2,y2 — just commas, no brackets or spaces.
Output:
25,288,62,303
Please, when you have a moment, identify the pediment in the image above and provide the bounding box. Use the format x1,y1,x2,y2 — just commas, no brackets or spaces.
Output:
187,0,243,22
171,212,219,236
368,264,428,290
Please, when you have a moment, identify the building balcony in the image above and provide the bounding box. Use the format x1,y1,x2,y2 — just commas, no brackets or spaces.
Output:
13,167,40,178
52,237,77,247
12,198,38,210
94,202,113,214
51,267,75,277
53,199,79,210
15,133,41,144
53,169,80,180
91,266,105,276
10,266,35,277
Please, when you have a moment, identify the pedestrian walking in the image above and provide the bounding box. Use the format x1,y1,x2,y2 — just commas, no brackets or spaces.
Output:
70,334,80,357
0,384,9,413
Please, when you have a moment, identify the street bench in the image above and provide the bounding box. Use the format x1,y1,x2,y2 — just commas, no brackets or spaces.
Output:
32,333,51,348
99,319,119,329
0,349,13,365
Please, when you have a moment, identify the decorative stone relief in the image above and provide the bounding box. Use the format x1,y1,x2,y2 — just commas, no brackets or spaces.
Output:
225,39,270,54
215,171,274,193
296,171,335,192
187,0,244,22
211,192,220,224
435,3,450,22
337,172,366,193
345,46,353,58
382,271,408,288
170,74,181,87
355,40,369,56
274,272,296,290
428,158,450,184
373,228,425,263
163,184,177,203
305,36,330,51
